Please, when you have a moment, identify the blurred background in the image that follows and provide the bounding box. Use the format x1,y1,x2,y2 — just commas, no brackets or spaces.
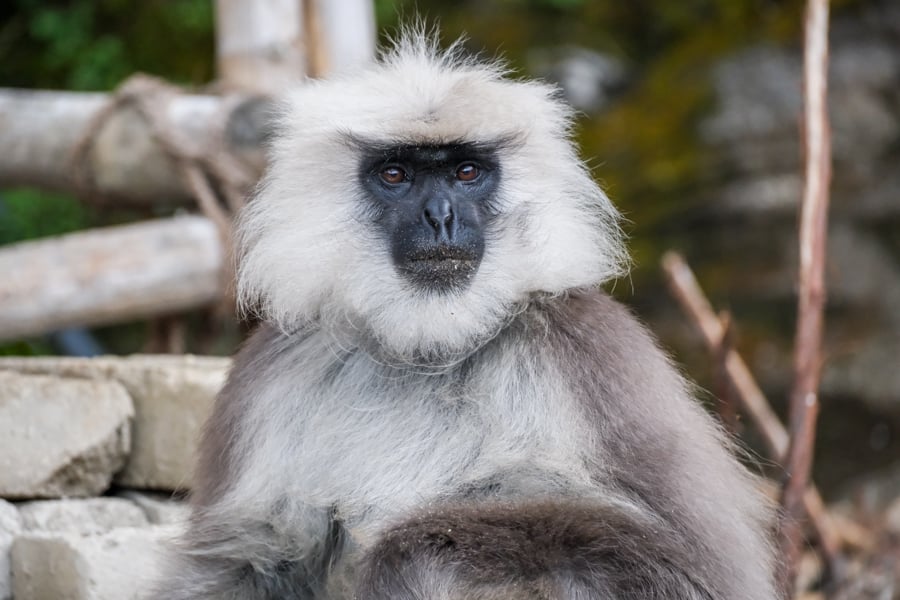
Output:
1,0,898,518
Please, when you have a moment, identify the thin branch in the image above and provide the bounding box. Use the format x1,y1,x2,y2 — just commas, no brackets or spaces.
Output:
661,252,842,580
662,253,785,458
779,0,833,594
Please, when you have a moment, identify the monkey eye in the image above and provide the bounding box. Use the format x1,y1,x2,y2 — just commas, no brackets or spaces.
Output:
380,166,407,185
456,163,480,182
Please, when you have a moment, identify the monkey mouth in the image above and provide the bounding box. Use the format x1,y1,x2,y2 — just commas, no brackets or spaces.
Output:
400,247,481,291
407,246,478,263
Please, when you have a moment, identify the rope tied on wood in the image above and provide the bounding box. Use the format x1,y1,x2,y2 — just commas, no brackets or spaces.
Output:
68,74,267,315
68,74,257,246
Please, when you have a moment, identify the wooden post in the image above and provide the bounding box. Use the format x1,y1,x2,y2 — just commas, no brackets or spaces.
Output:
310,0,376,77
215,0,306,91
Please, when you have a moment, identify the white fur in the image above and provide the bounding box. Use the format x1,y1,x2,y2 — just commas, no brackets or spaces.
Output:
237,33,627,359
217,329,600,547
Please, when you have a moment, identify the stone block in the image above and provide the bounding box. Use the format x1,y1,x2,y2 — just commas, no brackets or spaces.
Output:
116,491,189,525
0,372,133,499
18,498,147,535
0,355,229,491
0,500,21,600
11,526,176,600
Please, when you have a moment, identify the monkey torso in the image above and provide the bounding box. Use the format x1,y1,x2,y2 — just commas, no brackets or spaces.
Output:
184,288,775,600
198,292,599,537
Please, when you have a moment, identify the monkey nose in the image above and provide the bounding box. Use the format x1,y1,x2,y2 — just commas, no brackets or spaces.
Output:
422,198,455,239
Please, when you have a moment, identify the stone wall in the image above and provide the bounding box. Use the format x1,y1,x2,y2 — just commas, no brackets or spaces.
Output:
0,356,228,600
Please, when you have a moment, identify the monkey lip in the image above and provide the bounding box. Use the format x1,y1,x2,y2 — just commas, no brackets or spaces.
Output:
405,257,478,276
400,248,481,289
407,246,479,263
407,257,476,273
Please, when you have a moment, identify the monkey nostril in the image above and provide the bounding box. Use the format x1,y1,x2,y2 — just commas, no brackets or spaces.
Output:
423,202,454,234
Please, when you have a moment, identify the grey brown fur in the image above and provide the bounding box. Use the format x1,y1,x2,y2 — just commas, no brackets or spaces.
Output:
158,32,776,600
358,499,711,599
161,292,775,599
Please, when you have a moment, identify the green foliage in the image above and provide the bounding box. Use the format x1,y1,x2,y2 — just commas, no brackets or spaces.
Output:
0,188,92,354
27,3,124,90
0,188,89,245
379,0,810,60
374,0,402,25
527,0,586,10
0,339,54,356
0,0,214,90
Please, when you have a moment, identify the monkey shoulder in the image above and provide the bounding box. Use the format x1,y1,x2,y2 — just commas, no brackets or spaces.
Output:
533,290,774,579
530,288,732,487
528,287,682,394
190,323,300,506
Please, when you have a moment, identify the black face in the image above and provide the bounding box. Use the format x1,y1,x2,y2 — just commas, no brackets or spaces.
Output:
358,142,501,293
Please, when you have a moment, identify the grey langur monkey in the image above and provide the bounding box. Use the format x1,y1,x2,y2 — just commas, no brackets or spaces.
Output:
160,32,777,600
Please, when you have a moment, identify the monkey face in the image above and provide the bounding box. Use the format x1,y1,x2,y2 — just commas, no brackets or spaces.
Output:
236,40,628,357
358,142,500,293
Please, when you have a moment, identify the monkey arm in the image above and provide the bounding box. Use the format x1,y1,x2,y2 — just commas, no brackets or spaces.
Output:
540,289,777,600
155,325,345,600
156,505,343,600
354,499,714,599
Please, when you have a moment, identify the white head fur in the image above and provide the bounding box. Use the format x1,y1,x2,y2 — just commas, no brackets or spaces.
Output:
237,31,627,359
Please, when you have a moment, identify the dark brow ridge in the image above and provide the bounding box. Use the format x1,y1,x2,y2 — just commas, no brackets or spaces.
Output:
338,132,524,156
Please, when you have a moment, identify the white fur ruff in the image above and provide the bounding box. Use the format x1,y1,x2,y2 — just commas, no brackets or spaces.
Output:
236,33,627,359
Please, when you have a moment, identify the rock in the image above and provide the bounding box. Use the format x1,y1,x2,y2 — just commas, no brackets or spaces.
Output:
116,491,189,525
829,39,900,92
703,40,899,166
11,526,176,600
851,170,900,221
18,498,148,535
0,372,133,499
108,358,227,490
690,4,900,369
709,174,802,218
0,500,22,600
0,355,229,491
528,46,627,112
701,45,802,147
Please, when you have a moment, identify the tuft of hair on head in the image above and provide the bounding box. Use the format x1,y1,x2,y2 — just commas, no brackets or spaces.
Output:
380,22,496,75
383,21,447,63
235,27,629,359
